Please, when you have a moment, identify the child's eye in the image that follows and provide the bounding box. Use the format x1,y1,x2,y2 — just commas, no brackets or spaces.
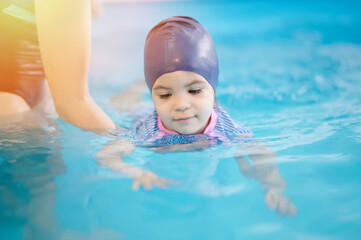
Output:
159,93,172,99
189,89,201,94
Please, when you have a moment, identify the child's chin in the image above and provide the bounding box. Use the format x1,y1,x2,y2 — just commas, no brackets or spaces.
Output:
176,128,199,135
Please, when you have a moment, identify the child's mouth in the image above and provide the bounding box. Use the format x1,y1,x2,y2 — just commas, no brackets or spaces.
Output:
174,116,195,122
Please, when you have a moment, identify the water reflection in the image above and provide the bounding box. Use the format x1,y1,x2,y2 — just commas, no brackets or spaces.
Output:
0,111,65,239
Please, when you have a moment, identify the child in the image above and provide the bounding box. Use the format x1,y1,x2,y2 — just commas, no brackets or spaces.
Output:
114,16,253,147
98,16,297,215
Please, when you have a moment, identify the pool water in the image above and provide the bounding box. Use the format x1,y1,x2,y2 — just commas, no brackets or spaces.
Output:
1,0,361,239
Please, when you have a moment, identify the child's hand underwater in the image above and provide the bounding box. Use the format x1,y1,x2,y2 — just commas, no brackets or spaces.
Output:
265,188,298,216
132,171,177,191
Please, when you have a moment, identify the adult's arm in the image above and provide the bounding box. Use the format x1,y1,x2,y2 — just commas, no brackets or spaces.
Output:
35,0,116,130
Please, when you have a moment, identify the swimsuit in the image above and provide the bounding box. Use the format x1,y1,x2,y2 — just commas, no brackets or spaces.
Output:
0,1,45,107
115,106,253,147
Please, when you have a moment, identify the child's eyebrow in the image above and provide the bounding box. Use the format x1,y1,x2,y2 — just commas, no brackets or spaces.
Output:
153,79,206,91
186,80,206,87
153,85,171,91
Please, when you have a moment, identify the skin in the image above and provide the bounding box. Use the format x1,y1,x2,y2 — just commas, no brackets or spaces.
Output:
35,0,116,131
97,72,297,215
235,142,298,216
0,0,116,131
97,71,216,190
151,71,215,135
1,5,297,213
96,138,176,191
0,92,31,115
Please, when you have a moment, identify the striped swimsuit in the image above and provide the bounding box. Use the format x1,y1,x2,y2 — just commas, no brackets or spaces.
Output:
115,106,253,147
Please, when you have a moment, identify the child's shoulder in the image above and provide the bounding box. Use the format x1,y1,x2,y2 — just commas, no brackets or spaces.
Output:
134,110,159,139
214,106,253,138
111,109,159,145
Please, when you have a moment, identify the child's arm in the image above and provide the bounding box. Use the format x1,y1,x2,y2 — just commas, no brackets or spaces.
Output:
35,0,116,131
96,139,174,190
234,141,298,216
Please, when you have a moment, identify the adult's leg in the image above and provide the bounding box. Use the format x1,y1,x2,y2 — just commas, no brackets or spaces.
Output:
0,91,31,115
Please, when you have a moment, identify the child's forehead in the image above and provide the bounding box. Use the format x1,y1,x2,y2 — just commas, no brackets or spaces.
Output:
152,71,209,89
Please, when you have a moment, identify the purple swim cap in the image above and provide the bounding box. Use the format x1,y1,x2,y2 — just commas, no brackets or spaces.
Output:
144,16,219,91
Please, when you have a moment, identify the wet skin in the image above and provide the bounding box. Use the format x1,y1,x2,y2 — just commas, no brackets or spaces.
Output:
151,71,215,135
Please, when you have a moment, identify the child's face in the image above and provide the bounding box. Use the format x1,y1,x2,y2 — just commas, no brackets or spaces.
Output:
151,71,215,135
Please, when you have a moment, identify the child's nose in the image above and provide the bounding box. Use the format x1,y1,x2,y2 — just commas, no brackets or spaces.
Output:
173,95,190,111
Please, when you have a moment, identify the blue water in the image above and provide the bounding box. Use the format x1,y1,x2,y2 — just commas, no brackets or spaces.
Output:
1,0,361,239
